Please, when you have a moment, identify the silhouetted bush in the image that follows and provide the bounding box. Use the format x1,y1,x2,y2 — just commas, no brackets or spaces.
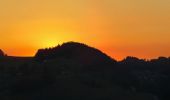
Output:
0,49,4,57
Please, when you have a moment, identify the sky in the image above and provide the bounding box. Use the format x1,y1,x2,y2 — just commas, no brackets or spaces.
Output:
0,0,170,60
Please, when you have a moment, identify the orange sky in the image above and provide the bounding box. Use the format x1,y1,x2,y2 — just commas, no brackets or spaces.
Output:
0,0,170,60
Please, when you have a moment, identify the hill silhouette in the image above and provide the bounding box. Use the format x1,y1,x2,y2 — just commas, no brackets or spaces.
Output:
0,42,169,100
35,42,116,66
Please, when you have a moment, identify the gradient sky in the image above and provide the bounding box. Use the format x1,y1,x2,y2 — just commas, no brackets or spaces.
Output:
0,0,170,60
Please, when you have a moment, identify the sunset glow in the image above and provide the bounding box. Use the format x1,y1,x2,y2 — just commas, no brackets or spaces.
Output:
0,0,170,60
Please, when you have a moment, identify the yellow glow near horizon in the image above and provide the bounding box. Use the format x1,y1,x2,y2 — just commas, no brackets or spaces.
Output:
0,0,170,60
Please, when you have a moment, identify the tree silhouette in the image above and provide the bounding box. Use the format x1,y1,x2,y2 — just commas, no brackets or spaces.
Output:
0,49,4,57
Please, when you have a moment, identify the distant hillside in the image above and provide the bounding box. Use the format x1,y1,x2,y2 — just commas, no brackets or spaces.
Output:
35,42,116,66
0,43,170,100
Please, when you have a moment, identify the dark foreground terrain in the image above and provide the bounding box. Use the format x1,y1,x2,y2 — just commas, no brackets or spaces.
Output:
0,42,170,100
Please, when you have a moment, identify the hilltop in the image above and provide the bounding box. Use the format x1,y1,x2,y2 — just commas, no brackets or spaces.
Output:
35,41,116,66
